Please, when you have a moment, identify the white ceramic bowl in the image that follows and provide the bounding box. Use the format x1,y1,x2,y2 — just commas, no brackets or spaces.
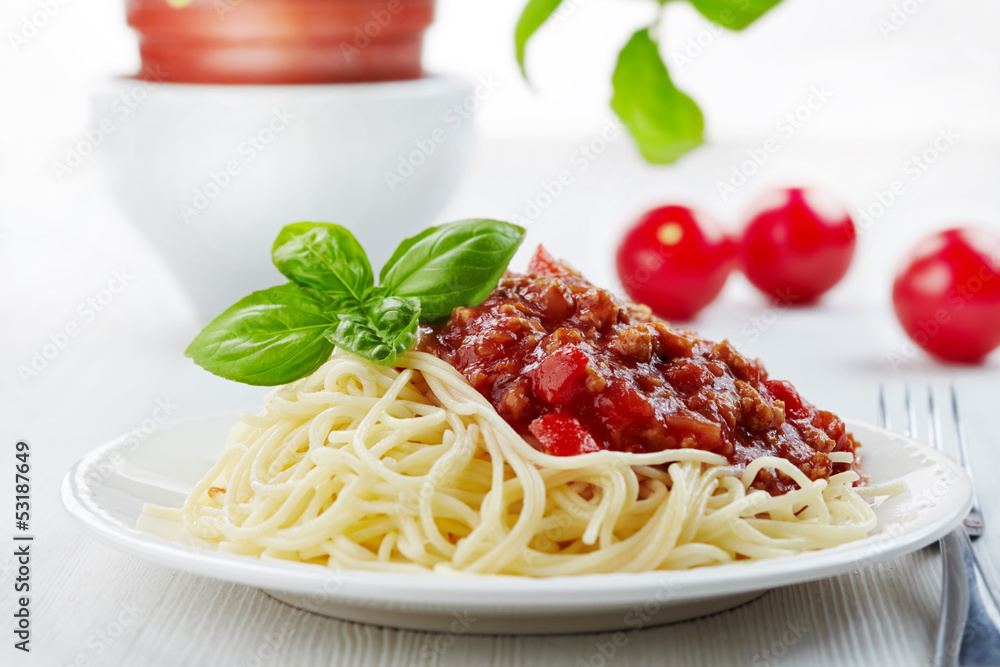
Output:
95,76,476,319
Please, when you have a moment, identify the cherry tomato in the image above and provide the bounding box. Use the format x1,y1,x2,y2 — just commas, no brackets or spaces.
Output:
892,227,1000,363
739,187,856,304
616,205,735,320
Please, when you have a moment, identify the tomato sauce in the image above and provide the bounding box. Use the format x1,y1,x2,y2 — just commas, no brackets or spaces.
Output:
418,247,862,495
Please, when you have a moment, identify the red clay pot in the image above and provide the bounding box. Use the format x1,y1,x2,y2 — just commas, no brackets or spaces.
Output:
126,0,435,84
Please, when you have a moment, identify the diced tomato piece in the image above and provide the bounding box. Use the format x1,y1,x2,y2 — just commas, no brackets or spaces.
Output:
595,382,654,431
662,359,713,394
763,380,807,420
528,245,568,276
663,414,724,451
532,345,590,405
528,413,601,456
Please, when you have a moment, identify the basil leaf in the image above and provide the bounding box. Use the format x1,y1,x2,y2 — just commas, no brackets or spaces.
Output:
185,284,337,386
687,0,782,30
327,292,420,366
515,0,564,79
611,28,704,164
379,219,526,325
272,222,373,300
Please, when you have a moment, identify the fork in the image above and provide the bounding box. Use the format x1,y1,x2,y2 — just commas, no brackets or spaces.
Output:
878,383,1000,667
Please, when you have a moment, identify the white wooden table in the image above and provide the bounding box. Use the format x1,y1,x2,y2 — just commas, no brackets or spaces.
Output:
3,135,1000,667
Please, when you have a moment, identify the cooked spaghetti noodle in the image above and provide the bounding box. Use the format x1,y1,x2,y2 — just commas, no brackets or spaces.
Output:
144,350,885,576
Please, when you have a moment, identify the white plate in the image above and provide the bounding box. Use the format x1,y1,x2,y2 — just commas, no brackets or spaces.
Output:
61,412,972,634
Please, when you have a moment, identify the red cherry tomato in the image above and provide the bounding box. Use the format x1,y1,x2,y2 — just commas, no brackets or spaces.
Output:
616,205,735,320
740,187,856,304
892,227,1000,363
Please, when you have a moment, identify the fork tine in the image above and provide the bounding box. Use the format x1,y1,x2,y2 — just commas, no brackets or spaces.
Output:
927,384,942,452
951,383,984,538
951,383,971,469
904,384,916,440
878,383,889,429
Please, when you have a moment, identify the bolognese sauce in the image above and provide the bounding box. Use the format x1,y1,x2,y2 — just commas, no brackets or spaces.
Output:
418,246,861,495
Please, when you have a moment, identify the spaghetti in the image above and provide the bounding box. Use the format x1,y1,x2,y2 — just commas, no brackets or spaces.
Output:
146,350,882,576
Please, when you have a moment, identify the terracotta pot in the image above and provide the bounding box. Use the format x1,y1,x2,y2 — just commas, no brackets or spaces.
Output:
126,0,435,84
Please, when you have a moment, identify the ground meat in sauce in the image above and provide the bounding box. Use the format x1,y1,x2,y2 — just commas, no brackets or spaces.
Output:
417,246,863,495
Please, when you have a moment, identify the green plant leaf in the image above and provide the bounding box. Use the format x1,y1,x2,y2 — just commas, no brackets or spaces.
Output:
687,0,782,30
185,284,337,386
380,219,526,325
515,0,565,80
327,292,420,366
611,28,704,164
272,222,373,300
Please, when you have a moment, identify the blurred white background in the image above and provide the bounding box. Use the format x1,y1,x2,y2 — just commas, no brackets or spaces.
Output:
2,0,999,266
2,0,1000,145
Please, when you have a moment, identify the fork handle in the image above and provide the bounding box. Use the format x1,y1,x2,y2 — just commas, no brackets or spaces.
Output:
963,506,985,538
934,529,1000,667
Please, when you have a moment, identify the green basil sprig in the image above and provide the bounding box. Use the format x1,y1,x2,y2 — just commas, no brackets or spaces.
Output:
185,219,525,385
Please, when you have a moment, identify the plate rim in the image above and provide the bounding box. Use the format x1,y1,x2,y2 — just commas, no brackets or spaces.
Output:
61,412,974,610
